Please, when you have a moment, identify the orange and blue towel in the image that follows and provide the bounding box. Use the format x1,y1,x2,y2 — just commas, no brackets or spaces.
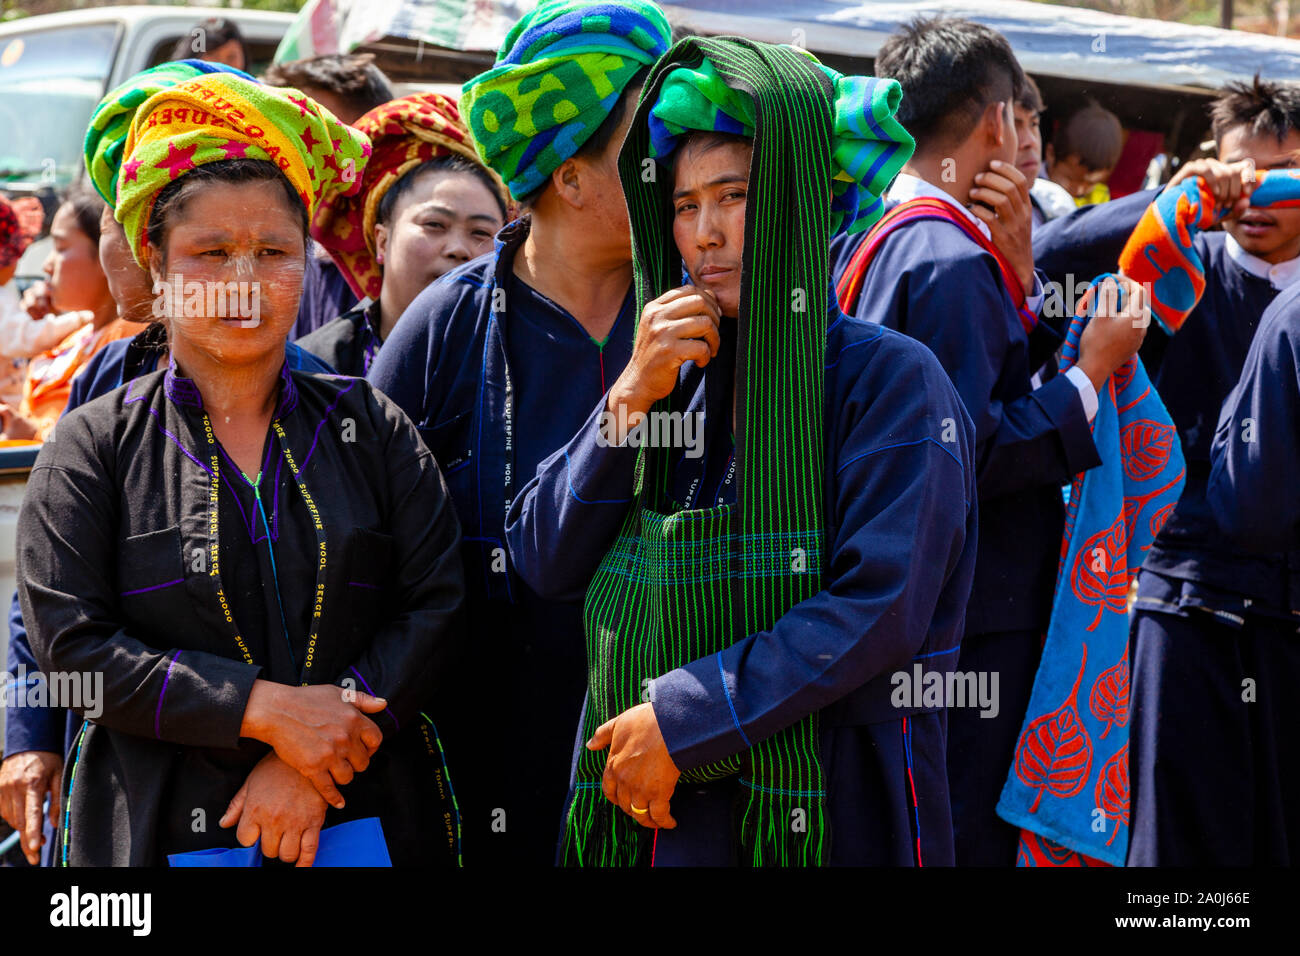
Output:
1119,169,1300,334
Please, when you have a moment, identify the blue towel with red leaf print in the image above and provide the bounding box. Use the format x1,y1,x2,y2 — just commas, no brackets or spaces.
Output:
996,276,1185,867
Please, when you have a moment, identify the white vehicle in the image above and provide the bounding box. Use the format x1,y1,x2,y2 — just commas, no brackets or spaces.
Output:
0,6,295,276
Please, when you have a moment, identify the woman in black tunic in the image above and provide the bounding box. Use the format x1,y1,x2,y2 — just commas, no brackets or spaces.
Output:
17,73,465,867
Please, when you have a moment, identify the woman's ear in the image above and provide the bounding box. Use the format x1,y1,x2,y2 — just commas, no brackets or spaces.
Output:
143,244,169,293
374,222,389,266
552,158,585,211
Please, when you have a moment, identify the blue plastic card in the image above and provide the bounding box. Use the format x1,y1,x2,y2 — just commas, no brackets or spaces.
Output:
168,844,262,867
312,817,391,867
168,817,391,867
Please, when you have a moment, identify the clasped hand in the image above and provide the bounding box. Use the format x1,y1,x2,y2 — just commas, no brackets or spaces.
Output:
229,680,389,865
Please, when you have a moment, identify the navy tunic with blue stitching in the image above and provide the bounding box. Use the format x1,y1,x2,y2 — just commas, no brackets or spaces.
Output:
368,217,635,864
834,208,1099,865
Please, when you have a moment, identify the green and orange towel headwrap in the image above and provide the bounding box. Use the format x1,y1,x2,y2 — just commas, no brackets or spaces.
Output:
114,72,371,264
460,0,672,200
1119,169,1300,333
646,49,914,235
84,59,257,207
310,92,509,301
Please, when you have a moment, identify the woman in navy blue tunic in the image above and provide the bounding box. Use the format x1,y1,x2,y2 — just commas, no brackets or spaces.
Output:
507,37,978,866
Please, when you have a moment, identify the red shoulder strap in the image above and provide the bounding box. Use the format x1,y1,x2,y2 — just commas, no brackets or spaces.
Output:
835,197,1035,335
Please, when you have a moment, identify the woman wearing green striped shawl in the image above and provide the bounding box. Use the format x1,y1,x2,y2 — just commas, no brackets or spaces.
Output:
506,36,981,866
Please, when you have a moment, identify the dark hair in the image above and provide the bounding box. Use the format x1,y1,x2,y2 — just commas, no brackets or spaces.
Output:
1051,100,1123,171
875,16,1026,153
145,159,307,261
169,17,248,65
1017,73,1045,114
515,68,648,207
1211,75,1300,146
62,182,106,246
263,54,393,120
668,130,753,176
377,155,509,225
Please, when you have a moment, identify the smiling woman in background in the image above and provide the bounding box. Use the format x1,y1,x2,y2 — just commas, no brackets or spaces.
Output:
303,92,509,377
17,72,465,867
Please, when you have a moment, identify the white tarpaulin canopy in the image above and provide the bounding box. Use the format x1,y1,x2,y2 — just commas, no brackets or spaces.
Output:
278,0,1300,93
663,0,1300,92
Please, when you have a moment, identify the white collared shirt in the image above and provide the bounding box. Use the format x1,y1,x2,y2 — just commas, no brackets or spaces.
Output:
1224,234,1300,291
886,173,1096,422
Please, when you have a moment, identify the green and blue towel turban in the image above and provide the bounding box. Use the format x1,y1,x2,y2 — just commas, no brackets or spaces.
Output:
646,49,915,234
460,0,672,200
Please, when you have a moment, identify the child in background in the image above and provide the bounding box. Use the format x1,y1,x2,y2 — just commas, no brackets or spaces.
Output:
1045,99,1124,206
0,185,131,441
0,195,88,408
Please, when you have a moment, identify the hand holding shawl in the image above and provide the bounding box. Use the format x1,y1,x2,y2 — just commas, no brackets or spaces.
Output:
997,275,1185,867
1119,168,1300,334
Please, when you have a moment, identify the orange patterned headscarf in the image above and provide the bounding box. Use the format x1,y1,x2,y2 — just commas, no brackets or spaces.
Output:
310,92,508,301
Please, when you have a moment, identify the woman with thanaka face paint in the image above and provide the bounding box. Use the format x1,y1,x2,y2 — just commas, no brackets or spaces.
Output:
506,36,979,866
15,71,466,867
0,61,337,868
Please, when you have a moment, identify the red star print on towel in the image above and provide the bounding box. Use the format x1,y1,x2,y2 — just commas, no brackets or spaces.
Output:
157,141,199,180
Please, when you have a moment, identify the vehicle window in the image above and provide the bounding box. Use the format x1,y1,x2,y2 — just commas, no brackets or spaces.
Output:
0,24,118,189
145,36,280,76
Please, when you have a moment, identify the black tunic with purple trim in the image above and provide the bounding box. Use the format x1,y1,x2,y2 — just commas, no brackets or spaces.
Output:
17,363,465,866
